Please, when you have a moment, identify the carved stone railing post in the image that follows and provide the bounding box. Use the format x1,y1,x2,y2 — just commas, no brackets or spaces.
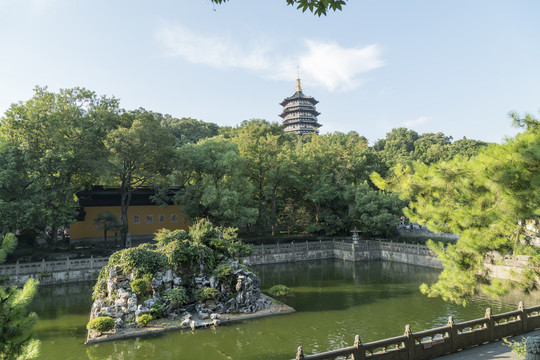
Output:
448,316,458,353
519,301,527,333
485,308,495,342
404,324,415,359
352,334,366,360
295,346,304,359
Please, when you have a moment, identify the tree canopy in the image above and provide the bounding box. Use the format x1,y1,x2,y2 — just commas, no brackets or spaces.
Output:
170,136,257,228
372,115,540,305
103,109,175,246
0,86,120,245
0,234,40,359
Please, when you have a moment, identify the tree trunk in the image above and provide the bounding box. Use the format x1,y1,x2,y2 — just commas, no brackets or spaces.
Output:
271,187,277,237
120,186,132,248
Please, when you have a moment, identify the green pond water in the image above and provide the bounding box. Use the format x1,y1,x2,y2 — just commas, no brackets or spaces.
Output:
30,259,539,360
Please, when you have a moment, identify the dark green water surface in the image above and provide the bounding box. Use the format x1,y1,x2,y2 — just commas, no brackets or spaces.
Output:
30,260,539,359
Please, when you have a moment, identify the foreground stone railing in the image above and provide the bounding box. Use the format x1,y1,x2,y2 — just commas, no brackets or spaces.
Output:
293,302,540,360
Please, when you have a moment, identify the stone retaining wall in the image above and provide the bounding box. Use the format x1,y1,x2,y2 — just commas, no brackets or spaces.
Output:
245,240,442,269
4,240,525,286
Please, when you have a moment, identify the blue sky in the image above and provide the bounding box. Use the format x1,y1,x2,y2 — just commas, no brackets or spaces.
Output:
1,0,539,144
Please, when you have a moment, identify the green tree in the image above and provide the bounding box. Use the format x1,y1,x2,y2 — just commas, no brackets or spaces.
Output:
412,132,453,164
170,136,257,228
94,212,120,246
102,109,175,246
373,128,420,172
447,137,489,159
0,86,120,245
230,120,290,234
160,116,219,147
372,115,540,305
210,0,347,16
347,183,407,237
0,234,40,359
294,133,370,235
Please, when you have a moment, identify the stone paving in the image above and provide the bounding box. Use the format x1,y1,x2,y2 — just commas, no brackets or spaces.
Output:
435,330,540,359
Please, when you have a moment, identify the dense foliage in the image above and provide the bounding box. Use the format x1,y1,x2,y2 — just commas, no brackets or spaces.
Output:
372,114,540,304
0,234,40,360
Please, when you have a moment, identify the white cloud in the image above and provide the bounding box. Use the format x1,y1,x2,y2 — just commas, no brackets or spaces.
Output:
404,116,431,127
156,24,271,71
156,24,385,93
298,41,384,92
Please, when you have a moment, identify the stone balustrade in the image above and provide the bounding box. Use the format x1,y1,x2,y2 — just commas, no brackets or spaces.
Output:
0,239,529,286
0,256,109,286
0,256,109,276
294,302,540,360
0,240,442,285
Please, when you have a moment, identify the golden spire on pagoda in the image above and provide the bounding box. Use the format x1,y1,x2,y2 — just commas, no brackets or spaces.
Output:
296,66,302,92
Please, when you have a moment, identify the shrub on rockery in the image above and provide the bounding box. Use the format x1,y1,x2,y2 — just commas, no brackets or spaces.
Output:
86,316,115,335
195,287,219,302
136,314,153,327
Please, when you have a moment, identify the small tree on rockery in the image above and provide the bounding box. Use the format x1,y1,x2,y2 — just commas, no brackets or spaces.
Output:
94,211,120,247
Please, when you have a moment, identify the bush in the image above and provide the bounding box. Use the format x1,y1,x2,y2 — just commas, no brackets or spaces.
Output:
164,287,188,305
151,301,165,319
136,314,153,327
213,264,234,282
131,278,150,297
86,316,115,335
268,284,293,298
154,229,190,246
112,246,167,279
160,239,193,269
195,287,219,302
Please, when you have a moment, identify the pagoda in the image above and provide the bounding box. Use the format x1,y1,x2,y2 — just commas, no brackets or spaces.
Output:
279,73,321,135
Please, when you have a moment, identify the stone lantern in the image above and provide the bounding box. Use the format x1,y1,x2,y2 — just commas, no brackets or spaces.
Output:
351,227,360,245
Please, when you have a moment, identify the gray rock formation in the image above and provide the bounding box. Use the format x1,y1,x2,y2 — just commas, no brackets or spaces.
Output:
89,259,271,332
